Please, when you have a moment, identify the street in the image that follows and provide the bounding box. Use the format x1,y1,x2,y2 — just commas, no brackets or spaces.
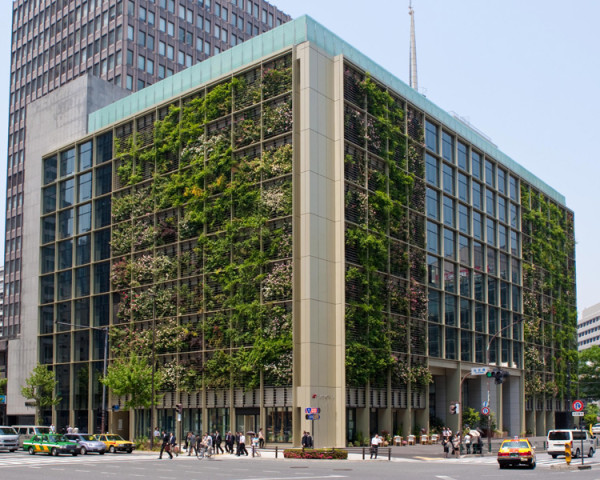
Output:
0,449,598,480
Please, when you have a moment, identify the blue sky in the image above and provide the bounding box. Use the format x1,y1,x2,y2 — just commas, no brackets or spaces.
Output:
0,0,598,313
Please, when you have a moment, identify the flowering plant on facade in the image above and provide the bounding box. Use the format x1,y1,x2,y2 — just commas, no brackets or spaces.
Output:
263,100,292,137
262,182,292,218
262,144,292,178
262,66,292,99
262,261,292,301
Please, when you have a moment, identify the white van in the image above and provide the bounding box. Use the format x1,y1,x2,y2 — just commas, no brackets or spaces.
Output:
0,426,19,452
12,425,52,447
547,429,595,458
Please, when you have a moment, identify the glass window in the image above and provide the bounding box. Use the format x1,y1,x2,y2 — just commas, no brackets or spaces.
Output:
498,224,507,252
425,153,438,186
95,197,111,228
43,185,57,214
444,261,456,292
443,164,454,195
443,196,455,227
512,286,521,312
78,141,93,171
428,324,440,358
445,294,456,326
498,196,506,223
486,188,495,217
511,258,520,284
471,151,482,180
457,141,468,171
510,230,519,256
428,291,440,323
74,298,90,328
44,155,57,185
510,203,518,228
94,262,111,293
60,148,75,177
75,266,90,297
459,204,469,234
472,181,482,210
76,235,91,265
488,281,497,307
94,229,111,261
427,221,439,254
499,253,509,280
58,239,73,269
442,131,454,163
460,269,471,298
77,203,92,234
485,159,495,187
461,329,472,362
41,245,55,274
425,120,438,153
486,218,496,246
428,255,440,288
458,173,469,202
445,327,457,360
474,242,484,272
459,235,470,265
444,228,454,259
78,172,92,202
59,209,74,239
96,132,112,164
487,248,497,276
59,179,75,208
509,175,518,201
497,169,506,195
426,188,439,220
42,216,56,244
473,212,482,240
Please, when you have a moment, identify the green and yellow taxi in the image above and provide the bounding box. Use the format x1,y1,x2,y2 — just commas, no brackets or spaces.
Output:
23,433,79,456
497,437,536,469
95,433,134,453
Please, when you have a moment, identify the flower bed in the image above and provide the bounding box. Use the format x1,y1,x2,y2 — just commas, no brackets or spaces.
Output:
283,448,348,460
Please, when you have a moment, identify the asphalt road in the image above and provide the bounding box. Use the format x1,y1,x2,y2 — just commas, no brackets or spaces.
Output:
0,449,599,480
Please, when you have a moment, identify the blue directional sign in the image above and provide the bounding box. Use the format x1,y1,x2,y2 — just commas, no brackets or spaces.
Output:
305,407,320,414
0,395,5,405
305,414,320,420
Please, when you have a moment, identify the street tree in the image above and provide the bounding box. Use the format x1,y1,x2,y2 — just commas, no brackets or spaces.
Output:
21,364,60,424
584,403,599,428
579,346,600,400
101,355,161,409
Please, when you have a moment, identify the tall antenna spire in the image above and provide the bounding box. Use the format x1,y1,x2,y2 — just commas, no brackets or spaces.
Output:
409,1,418,91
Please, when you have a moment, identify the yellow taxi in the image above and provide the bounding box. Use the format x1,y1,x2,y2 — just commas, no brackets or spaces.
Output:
95,433,134,453
497,437,536,469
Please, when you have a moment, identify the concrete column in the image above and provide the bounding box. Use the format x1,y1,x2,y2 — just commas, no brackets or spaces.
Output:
445,367,460,433
292,44,345,447
502,374,521,435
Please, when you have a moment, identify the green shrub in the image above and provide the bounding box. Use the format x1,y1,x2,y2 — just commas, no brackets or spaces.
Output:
283,448,348,460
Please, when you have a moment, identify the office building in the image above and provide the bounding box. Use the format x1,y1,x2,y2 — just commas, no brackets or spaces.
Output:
18,16,576,444
3,0,290,420
578,303,600,350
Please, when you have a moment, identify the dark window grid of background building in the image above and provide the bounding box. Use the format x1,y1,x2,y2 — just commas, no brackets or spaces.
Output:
423,118,524,366
2,0,290,338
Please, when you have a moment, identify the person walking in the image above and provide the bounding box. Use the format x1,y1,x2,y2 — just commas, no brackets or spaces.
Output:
370,433,382,459
186,432,196,456
239,432,248,456
235,432,241,456
214,430,224,454
225,431,233,454
258,428,265,449
169,432,178,457
159,431,172,459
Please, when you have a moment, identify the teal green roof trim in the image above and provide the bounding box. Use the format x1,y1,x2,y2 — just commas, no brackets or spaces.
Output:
88,15,566,206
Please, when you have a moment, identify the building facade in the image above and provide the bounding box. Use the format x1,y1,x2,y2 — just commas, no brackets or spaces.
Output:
3,0,290,422
32,16,576,445
578,303,600,350
4,0,289,342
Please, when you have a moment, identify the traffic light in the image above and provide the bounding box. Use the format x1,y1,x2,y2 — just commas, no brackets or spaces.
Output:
176,403,183,414
486,369,509,385
449,402,459,415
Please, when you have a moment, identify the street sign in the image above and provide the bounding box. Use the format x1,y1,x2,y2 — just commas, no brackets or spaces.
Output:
0,395,5,404
482,401,489,408
305,407,320,414
481,406,490,416
572,400,584,412
572,412,584,417
305,414,320,420
471,367,489,376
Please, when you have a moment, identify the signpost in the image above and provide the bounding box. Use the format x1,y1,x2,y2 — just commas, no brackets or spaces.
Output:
481,406,490,416
572,400,584,412
305,407,320,447
470,367,489,376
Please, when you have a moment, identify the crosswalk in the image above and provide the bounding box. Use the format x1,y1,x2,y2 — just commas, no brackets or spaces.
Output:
0,453,147,469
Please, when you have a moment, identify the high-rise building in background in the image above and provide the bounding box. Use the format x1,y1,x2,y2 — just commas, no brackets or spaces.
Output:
18,15,576,443
2,0,290,400
578,303,600,350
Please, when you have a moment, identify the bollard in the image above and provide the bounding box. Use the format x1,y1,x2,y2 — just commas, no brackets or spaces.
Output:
275,446,278,458
388,447,391,461
362,447,365,460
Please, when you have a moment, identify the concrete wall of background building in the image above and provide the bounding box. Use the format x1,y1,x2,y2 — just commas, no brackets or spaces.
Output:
6,76,129,418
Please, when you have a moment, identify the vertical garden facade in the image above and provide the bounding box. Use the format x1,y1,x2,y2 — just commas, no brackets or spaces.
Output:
35,17,576,445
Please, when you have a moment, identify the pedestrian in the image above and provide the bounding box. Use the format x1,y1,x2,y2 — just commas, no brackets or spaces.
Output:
301,431,309,449
308,431,313,448
442,437,449,458
73,426,79,434
159,431,172,459
225,431,234,454
235,431,241,456
452,434,460,458
464,432,471,454
187,432,196,456
196,433,204,457
214,430,224,454
370,433,382,459
169,432,178,456
66,425,73,434
239,431,248,456
258,428,265,449
476,434,483,455
49,424,56,433
153,427,161,443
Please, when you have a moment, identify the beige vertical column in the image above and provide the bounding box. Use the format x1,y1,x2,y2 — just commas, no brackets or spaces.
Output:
292,43,345,448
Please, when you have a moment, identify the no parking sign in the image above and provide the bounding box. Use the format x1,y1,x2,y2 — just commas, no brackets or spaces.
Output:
572,399,584,412
481,406,490,416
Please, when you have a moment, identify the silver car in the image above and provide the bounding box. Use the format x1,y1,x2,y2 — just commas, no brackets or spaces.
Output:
0,426,19,452
64,433,107,455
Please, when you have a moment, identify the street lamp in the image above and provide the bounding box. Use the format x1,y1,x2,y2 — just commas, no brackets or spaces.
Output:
55,320,108,434
485,317,522,452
